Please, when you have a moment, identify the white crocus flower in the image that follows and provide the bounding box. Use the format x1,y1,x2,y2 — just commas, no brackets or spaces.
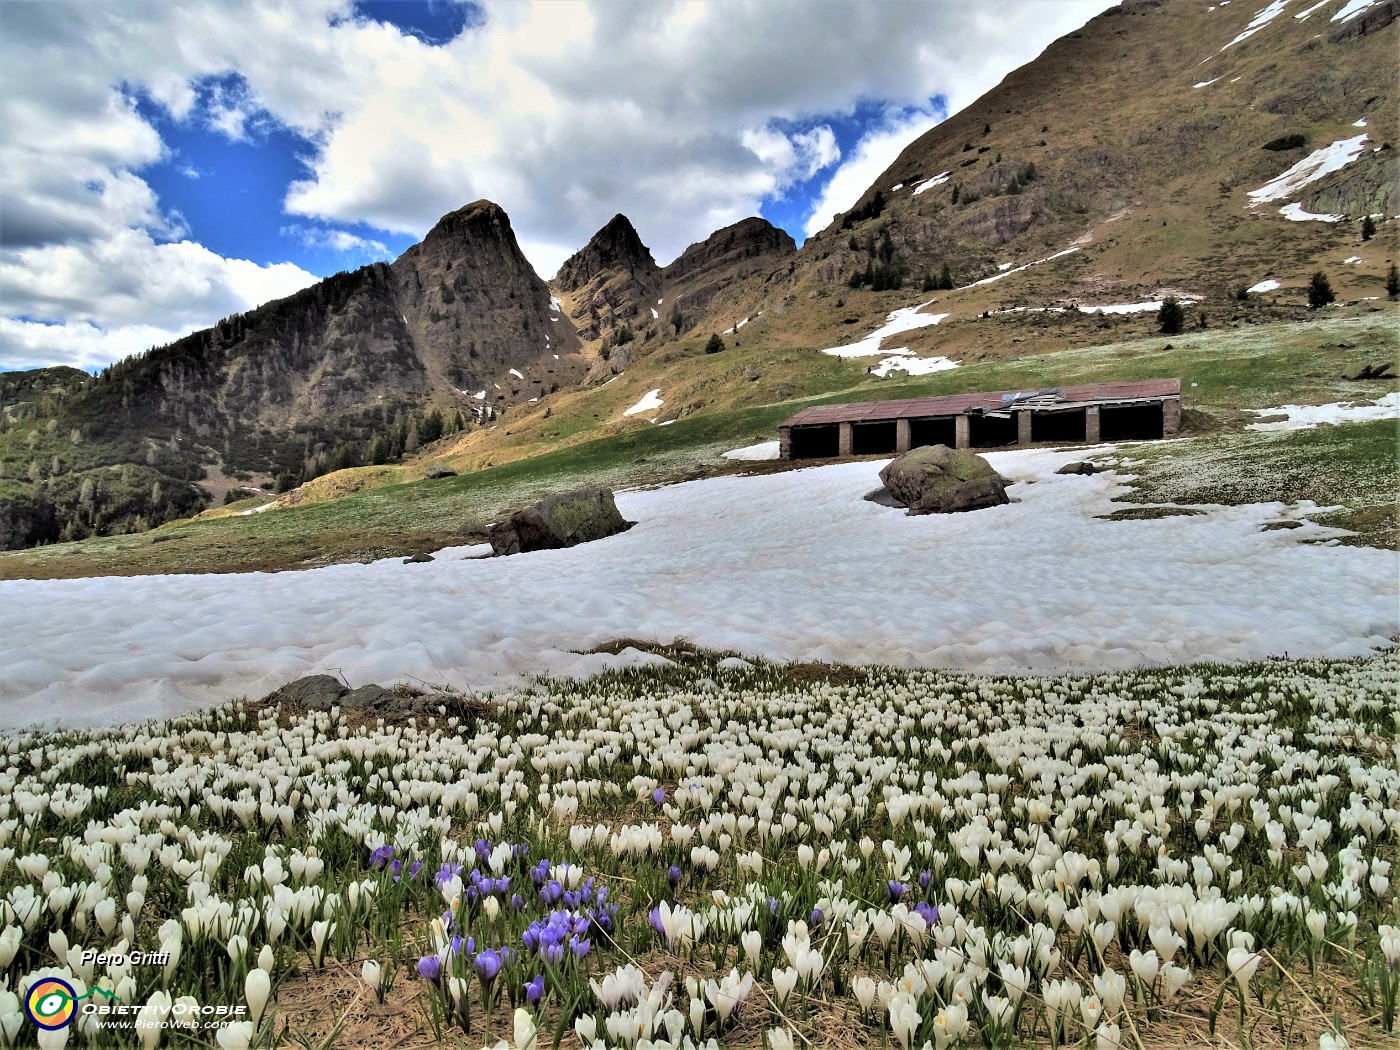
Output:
215,1021,253,1049
244,967,270,1030
1227,946,1262,995
512,1007,537,1050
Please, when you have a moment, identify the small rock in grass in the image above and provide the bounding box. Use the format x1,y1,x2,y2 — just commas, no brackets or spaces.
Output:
341,684,397,710
403,552,435,563
424,463,457,479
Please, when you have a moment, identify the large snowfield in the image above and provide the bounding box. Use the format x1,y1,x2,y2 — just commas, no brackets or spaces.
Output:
3,445,1396,731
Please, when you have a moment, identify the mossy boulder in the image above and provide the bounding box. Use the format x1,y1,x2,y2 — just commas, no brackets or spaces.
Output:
488,486,634,555
879,444,1010,515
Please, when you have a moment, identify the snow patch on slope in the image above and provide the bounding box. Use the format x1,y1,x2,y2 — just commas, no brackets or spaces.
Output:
1332,0,1379,21
1246,392,1400,431
1248,133,1368,206
913,172,951,195
722,441,781,461
1223,0,1291,49
871,355,959,378
1279,202,1342,222
820,302,948,358
623,389,664,417
970,248,1080,288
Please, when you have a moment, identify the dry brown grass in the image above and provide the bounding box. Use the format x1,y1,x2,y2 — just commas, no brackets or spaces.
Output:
272,954,455,1050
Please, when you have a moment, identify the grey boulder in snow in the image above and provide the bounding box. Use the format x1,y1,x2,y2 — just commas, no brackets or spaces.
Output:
879,444,1009,515
489,486,634,556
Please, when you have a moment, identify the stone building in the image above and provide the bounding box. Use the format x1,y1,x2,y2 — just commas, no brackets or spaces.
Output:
778,379,1181,459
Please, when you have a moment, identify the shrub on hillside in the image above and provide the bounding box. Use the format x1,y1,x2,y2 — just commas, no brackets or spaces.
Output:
704,333,725,355
1261,134,1306,151
1386,263,1398,299
1362,215,1376,241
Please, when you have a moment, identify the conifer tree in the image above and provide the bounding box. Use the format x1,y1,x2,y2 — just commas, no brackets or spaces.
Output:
1307,271,1335,310
1157,296,1185,334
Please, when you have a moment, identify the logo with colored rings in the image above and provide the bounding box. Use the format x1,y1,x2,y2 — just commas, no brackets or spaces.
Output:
25,977,78,1030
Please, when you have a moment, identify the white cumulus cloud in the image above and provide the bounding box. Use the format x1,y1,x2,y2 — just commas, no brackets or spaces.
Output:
1,0,1117,369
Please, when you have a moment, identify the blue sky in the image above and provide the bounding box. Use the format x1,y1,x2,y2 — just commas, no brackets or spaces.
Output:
0,0,1114,372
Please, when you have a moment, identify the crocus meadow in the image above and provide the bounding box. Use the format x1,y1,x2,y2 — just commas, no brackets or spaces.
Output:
0,649,1395,1048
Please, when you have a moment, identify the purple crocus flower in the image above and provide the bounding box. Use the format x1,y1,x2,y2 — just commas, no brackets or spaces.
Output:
652,788,667,805
525,974,545,1005
810,907,824,927
667,865,682,888
369,845,394,870
389,859,403,881
417,955,442,981
887,880,907,903
648,906,665,936
474,948,503,985
915,901,939,925
434,862,462,890
408,860,423,880
918,869,932,891
569,935,590,959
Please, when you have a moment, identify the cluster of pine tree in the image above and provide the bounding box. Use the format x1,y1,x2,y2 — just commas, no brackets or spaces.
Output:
921,264,956,292
847,230,907,291
296,406,469,487
840,190,886,230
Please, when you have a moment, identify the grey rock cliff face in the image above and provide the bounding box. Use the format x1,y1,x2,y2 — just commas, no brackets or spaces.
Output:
392,200,586,405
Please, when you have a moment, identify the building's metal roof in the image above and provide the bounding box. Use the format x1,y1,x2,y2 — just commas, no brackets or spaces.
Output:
779,379,1181,428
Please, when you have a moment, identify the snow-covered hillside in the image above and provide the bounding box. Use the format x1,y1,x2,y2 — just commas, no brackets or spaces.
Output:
2,446,1394,730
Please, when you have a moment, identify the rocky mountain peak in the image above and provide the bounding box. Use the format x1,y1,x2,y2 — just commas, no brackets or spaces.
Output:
418,198,514,249
660,216,796,312
554,213,659,292
550,214,663,340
